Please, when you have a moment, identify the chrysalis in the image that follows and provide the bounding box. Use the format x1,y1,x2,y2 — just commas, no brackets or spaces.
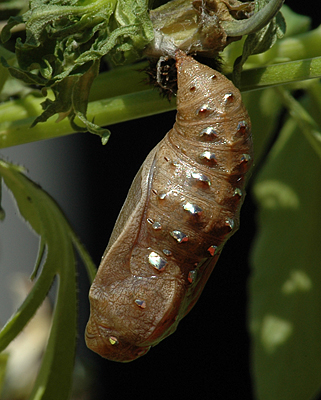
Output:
85,51,253,362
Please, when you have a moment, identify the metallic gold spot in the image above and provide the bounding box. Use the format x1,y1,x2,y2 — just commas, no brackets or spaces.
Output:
109,336,118,345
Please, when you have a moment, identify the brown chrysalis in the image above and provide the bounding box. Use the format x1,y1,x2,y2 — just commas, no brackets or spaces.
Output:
85,51,253,362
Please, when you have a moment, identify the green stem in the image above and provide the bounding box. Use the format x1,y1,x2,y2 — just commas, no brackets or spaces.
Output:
275,86,321,160
222,0,284,36
240,56,321,91
306,79,321,127
1,57,321,149
88,61,149,100
0,89,175,148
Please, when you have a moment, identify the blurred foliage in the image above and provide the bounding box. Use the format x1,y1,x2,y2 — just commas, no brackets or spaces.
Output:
0,160,96,400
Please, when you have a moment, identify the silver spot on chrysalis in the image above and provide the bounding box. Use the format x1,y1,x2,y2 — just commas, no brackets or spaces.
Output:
188,270,197,284
197,104,213,117
223,92,234,104
135,299,146,309
234,188,242,197
199,127,219,142
191,172,211,186
183,202,203,216
235,120,249,138
170,230,189,243
148,252,167,271
152,222,162,230
199,151,217,165
225,218,234,231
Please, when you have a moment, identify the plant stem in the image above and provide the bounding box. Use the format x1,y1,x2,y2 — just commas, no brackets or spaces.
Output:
1,57,321,149
0,89,175,148
240,56,321,91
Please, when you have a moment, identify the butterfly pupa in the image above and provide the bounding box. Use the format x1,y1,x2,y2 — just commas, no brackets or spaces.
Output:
85,51,253,362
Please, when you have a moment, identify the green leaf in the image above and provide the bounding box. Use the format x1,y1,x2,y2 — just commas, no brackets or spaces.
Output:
280,5,311,37
0,159,78,400
70,231,97,283
222,14,321,72
0,15,24,43
242,88,283,166
249,87,321,400
0,352,9,395
0,47,16,95
29,243,77,400
1,0,154,135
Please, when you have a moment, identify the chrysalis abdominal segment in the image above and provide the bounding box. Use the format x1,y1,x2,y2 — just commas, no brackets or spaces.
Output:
85,51,253,362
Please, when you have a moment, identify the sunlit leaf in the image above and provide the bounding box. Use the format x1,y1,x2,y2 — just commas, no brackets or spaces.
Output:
249,88,321,400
